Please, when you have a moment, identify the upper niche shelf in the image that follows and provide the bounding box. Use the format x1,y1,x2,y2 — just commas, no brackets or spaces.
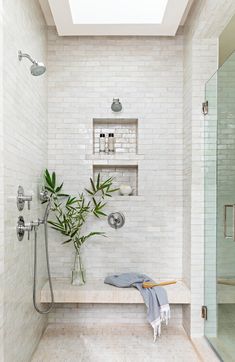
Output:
93,118,138,155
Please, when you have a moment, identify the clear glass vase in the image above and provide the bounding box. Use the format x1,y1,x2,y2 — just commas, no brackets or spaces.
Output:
71,251,86,286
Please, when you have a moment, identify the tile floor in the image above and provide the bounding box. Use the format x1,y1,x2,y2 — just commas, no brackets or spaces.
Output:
32,324,201,362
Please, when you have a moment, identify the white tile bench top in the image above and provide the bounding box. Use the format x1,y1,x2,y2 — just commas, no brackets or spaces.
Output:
41,278,190,304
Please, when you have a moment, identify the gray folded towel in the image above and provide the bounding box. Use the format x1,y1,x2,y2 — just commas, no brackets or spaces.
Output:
104,272,170,341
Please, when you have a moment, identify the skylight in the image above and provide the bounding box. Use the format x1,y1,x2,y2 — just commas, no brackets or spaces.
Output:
69,0,168,25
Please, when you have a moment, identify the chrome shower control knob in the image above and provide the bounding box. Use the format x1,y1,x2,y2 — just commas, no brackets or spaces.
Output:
17,185,33,211
16,216,25,241
108,212,125,229
16,216,32,241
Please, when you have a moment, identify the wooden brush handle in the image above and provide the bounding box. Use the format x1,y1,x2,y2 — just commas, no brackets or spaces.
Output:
142,281,177,288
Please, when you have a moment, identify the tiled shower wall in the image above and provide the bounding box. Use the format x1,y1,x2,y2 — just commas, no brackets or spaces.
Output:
47,30,184,322
3,0,48,361
0,0,3,358
48,29,184,281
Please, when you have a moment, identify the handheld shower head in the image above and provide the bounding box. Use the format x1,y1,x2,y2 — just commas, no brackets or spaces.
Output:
18,50,46,76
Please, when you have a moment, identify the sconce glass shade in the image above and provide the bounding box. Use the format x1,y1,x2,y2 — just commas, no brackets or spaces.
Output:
111,98,122,112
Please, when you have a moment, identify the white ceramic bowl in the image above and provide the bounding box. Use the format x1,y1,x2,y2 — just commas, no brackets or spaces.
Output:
119,184,133,196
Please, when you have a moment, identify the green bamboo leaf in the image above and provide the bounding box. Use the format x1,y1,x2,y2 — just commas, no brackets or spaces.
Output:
90,178,96,192
71,229,78,238
55,216,63,225
62,239,72,244
96,173,100,189
100,177,113,186
95,211,107,216
45,169,50,179
45,169,54,188
55,182,63,193
67,197,77,205
50,226,65,232
98,202,107,210
85,188,94,195
51,172,56,188
106,188,119,193
58,193,69,197
84,231,106,240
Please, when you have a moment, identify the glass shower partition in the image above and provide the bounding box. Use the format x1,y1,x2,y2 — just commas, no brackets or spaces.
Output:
205,51,235,361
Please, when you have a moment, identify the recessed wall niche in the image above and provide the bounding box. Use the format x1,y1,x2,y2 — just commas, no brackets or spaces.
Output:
93,118,138,154
93,165,138,196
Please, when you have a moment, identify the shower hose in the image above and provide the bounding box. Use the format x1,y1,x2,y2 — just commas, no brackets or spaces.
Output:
33,201,54,314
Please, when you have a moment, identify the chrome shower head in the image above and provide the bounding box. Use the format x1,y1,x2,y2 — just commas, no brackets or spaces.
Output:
30,62,46,76
18,50,46,76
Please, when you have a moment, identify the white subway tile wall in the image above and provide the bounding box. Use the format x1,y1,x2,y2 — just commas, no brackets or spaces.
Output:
47,29,184,325
2,0,48,361
48,304,182,327
48,29,184,277
0,0,3,358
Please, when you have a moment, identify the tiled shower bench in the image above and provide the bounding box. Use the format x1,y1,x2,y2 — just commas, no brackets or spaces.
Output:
40,279,191,304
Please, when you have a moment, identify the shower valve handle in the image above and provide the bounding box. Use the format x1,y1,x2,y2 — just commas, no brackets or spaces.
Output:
16,216,32,241
23,222,32,240
17,186,33,211
20,196,33,210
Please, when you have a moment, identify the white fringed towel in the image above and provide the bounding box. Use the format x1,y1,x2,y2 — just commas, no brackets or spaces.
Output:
104,273,170,341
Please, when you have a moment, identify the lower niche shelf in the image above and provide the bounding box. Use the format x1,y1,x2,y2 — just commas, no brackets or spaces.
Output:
41,278,191,304
93,164,138,196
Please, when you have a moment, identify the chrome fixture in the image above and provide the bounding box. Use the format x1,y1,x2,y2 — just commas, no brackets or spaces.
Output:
108,212,125,229
201,305,208,320
223,204,235,240
33,194,54,314
111,98,122,112
202,100,208,115
16,184,54,313
18,50,46,76
16,216,44,241
17,185,32,211
39,187,50,203
16,216,32,241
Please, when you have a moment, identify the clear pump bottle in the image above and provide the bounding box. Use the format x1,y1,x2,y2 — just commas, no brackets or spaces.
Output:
99,133,106,153
108,133,115,153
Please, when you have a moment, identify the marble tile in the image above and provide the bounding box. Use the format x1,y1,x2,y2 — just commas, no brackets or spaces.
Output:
41,278,190,304
32,324,201,362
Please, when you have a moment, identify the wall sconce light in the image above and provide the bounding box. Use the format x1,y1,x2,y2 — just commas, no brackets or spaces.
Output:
111,98,122,112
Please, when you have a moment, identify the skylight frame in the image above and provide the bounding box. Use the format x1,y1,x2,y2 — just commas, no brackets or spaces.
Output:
69,0,168,25
47,0,190,36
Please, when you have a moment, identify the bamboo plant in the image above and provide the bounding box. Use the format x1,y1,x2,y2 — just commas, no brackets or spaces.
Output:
42,169,118,284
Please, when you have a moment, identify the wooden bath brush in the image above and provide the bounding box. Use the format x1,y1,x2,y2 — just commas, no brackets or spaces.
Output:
142,281,177,288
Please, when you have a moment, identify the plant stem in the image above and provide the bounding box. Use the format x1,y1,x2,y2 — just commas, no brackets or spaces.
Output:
78,252,85,284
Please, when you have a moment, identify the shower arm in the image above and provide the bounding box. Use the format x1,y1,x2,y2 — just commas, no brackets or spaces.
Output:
18,50,36,64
